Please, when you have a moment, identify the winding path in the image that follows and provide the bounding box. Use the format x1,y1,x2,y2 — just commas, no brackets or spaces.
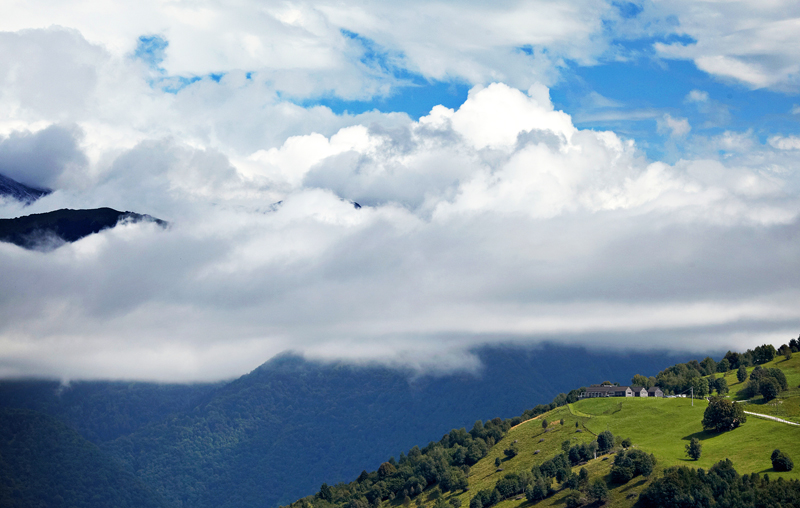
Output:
743,411,800,426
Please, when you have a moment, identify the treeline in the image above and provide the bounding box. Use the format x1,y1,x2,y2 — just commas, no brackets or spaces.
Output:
739,366,788,401
640,459,800,508
311,419,510,508
648,340,798,396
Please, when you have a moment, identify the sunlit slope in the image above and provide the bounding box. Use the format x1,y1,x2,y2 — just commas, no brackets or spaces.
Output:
577,397,800,477
432,397,800,508
709,354,800,422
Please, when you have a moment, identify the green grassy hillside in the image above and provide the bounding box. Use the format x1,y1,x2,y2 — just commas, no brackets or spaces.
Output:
430,396,800,508
283,347,800,508
709,353,800,423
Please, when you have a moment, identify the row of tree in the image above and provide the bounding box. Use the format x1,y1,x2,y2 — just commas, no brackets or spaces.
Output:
640,459,800,508
631,338,796,397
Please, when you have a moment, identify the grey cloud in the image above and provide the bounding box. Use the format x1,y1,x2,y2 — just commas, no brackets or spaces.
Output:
0,125,87,189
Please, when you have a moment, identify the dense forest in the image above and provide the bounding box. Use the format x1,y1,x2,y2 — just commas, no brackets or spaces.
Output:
0,408,165,508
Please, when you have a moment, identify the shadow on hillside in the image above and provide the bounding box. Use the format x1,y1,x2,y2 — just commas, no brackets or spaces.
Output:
682,429,717,442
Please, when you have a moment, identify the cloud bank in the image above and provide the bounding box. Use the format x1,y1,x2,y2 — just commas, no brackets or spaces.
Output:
1,2,800,381
1,80,799,381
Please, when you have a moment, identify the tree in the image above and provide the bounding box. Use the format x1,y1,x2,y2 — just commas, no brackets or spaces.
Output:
690,377,709,397
449,499,462,508
632,374,650,388
713,377,729,395
717,358,730,373
760,378,780,401
771,449,794,472
700,357,717,375
597,431,614,452
702,396,747,432
378,462,396,478
686,437,702,460
564,490,584,508
621,437,632,449
560,418,565,425
319,483,333,502
541,419,548,429
737,365,748,383
494,457,501,467
578,467,589,489
588,479,609,504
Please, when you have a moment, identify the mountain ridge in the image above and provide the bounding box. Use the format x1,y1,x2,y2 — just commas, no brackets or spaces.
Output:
0,172,51,204
0,207,168,250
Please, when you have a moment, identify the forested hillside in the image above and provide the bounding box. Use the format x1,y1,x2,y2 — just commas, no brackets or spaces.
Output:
0,408,166,508
0,344,691,508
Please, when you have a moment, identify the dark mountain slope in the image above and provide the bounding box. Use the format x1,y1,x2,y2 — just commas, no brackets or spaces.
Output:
0,407,167,508
102,344,694,508
0,207,167,250
0,172,50,204
0,380,219,443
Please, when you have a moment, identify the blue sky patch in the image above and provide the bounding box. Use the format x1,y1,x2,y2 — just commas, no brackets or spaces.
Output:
134,35,168,70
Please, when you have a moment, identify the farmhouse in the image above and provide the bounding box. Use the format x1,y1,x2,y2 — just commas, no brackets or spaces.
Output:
580,384,663,398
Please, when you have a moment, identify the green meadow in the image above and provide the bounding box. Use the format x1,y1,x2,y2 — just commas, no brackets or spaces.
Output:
432,383,800,508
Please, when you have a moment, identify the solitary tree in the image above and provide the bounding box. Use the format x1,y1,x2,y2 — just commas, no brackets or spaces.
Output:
686,437,702,460
702,396,747,432
542,419,549,429
772,449,794,471
737,365,748,383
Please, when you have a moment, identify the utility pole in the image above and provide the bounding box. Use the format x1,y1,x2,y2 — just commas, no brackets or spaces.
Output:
691,387,694,407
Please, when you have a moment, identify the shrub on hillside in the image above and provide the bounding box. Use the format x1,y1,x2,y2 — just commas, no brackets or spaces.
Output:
771,450,794,472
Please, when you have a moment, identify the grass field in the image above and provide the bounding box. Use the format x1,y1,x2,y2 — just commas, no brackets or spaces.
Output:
577,396,800,478
424,392,800,508
383,355,800,508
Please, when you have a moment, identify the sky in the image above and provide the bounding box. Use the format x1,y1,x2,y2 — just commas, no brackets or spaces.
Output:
0,0,799,382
